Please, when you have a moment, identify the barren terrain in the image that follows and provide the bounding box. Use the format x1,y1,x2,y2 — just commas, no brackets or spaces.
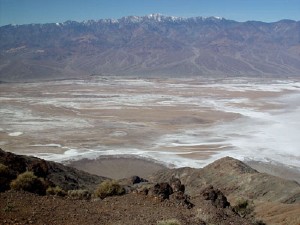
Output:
1,77,300,181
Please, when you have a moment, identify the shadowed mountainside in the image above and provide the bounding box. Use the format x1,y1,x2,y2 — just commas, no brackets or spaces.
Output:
0,148,107,191
0,14,300,81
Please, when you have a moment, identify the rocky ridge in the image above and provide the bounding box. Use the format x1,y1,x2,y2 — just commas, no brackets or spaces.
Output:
1,149,300,224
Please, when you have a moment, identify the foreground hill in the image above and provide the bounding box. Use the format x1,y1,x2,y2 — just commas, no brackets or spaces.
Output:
1,149,299,224
150,157,300,224
0,148,107,191
1,14,300,81
150,157,300,203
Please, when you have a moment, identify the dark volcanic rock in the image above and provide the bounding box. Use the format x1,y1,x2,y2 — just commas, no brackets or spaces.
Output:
27,160,49,178
0,150,27,173
149,182,173,200
169,191,194,209
201,185,230,208
130,175,148,184
170,177,185,193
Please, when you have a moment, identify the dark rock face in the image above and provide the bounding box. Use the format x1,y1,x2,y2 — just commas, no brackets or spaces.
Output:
170,177,185,193
0,150,27,173
27,160,49,178
149,182,173,200
169,191,194,209
201,185,230,208
130,176,148,184
141,178,195,208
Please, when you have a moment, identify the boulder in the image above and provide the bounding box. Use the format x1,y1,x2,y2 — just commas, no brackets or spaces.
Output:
201,185,230,208
149,182,173,200
170,177,185,193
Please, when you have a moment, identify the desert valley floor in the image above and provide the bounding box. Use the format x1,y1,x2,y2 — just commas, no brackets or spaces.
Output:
1,77,300,178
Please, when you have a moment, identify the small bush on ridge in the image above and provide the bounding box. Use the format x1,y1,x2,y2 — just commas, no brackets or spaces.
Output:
46,186,66,197
10,171,46,195
233,198,254,218
0,163,9,174
68,189,91,200
94,180,125,199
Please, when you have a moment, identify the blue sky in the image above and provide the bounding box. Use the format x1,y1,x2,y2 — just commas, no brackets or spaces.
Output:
0,0,299,26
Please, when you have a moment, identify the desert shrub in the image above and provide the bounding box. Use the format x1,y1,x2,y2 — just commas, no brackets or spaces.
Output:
157,219,181,225
0,163,9,174
46,186,67,197
94,180,125,199
68,189,91,200
0,163,16,192
10,171,46,195
233,198,254,218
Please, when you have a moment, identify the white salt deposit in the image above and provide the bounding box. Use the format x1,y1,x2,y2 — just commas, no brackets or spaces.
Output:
8,132,23,136
1,78,300,169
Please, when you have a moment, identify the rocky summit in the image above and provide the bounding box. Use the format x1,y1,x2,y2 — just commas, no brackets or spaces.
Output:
1,148,300,224
1,15,300,81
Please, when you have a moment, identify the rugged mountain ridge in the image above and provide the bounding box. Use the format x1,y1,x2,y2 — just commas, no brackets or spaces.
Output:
149,157,300,204
0,148,107,191
1,14,299,81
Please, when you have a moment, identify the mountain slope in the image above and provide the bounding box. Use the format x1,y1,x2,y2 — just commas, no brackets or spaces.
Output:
149,157,300,225
0,148,107,191
0,15,299,81
149,157,300,203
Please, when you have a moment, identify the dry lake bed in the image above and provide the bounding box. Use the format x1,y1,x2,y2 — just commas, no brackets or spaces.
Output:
1,77,300,178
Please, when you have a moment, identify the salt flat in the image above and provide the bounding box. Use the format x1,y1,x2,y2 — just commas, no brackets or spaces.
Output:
0,77,300,171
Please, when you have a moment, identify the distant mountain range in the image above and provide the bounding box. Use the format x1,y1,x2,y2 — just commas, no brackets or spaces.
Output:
0,14,299,81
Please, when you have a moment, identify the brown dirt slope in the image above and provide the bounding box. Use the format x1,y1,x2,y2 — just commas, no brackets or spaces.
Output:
0,189,256,225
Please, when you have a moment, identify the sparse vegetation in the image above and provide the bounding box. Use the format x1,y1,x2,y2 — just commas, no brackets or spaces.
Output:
233,198,254,218
3,201,15,212
10,171,46,195
46,186,67,197
157,219,181,225
0,163,14,192
68,189,91,200
0,163,9,174
94,180,125,199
